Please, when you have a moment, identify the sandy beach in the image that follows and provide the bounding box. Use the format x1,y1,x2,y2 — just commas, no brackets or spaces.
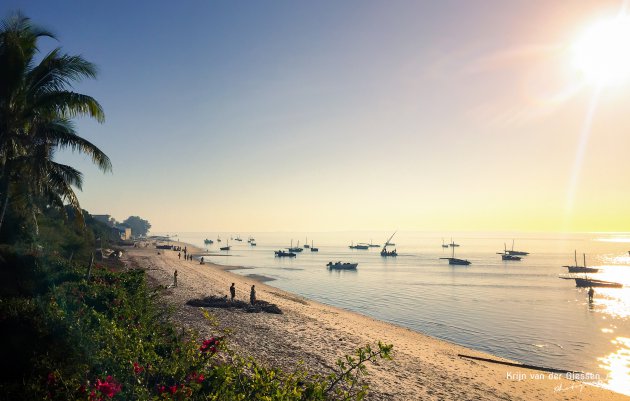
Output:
124,243,629,401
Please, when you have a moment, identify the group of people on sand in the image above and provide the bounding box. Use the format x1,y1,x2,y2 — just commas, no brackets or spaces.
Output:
230,282,256,305
171,257,256,305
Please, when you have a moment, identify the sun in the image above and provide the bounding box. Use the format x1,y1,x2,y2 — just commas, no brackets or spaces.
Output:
572,16,630,87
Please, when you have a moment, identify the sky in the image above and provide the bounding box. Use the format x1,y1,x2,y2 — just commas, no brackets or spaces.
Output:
4,0,630,233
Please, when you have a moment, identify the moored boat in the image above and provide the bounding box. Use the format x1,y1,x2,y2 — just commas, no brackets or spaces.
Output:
204,238,213,245
440,243,470,265
327,261,358,270
288,240,303,253
275,250,296,257
574,278,622,288
497,243,521,261
310,240,318,252
506,239,529,256
564,252,600,273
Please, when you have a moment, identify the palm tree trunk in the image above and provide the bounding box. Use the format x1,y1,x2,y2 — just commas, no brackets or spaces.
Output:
32,209,39,237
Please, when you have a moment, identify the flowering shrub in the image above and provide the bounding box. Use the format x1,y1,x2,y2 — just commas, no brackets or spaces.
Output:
0,251,392,400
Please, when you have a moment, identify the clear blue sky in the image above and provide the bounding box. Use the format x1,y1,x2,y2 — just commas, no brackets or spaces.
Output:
5,0,630,232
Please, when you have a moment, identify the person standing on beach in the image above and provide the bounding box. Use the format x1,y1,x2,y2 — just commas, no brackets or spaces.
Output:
250,285,256,305
200,256,204,265
178,252,181,260
230,283,236,302
174,270,178,287
588,287,594,303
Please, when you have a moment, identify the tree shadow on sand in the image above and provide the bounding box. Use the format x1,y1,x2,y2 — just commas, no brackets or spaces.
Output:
186,296,282,314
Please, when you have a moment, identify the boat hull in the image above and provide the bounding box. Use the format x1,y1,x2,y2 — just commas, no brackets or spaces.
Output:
440,257,470,265
574,278,622,288
275,251,296,257
566,266,600,273
327,262,357,270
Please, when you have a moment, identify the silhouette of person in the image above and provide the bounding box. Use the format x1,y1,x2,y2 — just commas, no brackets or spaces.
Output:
230,283,236,302
173,270,178,287
250,285,256,305
200,256,204,265
178,252,181,260
588,287,594,303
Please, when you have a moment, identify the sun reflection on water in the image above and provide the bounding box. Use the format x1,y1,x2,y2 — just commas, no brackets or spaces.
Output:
598,337,630,396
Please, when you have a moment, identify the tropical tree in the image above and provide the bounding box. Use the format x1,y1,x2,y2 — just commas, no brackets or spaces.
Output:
0,12,111,237
122,216,151,237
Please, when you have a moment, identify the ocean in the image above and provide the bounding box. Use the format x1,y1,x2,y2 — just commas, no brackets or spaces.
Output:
166,231,630,396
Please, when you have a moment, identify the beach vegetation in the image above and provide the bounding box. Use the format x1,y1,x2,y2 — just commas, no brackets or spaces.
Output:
0,218,392,400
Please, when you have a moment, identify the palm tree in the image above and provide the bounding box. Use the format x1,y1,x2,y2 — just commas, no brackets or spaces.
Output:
0,12,111,236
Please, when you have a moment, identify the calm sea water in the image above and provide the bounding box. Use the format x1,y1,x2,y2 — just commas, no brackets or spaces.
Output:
165,231,630,396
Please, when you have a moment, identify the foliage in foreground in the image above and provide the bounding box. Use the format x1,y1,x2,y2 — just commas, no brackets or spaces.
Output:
0,249,392,400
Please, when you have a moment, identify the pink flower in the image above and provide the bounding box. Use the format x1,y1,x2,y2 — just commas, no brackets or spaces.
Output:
133,362,144,374
169,385,178,394
95,375,122,398
196,374,205,383
200,337,219,353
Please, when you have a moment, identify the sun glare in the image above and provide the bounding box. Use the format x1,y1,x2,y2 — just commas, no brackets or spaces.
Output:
572,16,630,86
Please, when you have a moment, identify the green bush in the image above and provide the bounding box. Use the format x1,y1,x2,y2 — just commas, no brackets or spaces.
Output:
0,253,392,400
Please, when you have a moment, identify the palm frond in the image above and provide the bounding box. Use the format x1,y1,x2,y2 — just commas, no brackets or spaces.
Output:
27,50,99,96
47,161,83,190
33,91,105,123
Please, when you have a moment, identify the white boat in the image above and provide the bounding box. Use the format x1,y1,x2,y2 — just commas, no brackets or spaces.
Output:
327,261,358,270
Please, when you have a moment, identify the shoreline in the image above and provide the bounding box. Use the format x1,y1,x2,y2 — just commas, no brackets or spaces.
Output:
126,241,630,400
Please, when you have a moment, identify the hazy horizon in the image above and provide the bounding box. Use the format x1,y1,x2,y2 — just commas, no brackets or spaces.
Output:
6,0,630,233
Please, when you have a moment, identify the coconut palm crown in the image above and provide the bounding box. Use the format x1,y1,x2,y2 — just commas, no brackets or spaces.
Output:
0,12,111,235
